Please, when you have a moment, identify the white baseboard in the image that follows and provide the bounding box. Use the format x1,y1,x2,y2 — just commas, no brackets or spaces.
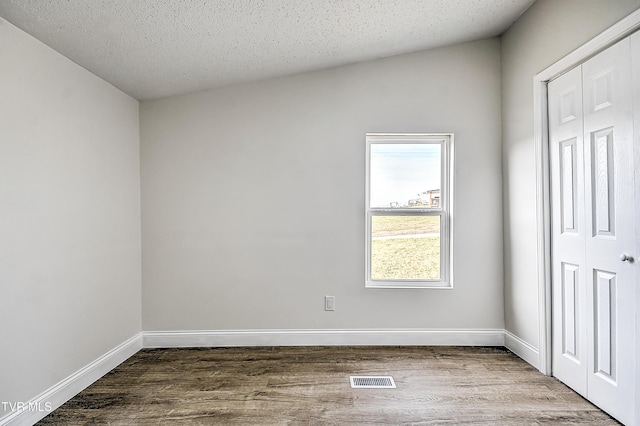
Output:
143,328,505,348
0,333,142,426
504,330,540,370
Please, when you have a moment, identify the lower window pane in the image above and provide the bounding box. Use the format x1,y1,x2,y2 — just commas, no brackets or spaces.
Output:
371,215,440,280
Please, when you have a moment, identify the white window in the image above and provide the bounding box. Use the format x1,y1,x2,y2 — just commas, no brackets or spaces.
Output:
365,133,452,288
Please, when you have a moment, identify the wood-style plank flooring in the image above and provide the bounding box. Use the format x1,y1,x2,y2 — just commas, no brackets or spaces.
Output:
37,346,618,425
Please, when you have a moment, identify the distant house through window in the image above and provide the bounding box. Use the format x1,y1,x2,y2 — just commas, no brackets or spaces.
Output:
365,134,452,288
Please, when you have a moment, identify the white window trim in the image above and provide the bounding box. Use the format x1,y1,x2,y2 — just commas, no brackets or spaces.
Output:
365,133,454,289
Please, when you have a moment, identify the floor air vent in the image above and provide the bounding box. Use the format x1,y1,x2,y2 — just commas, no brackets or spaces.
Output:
350,376,396,389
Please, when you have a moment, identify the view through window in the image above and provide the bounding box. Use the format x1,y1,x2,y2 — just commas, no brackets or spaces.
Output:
365,134,451,288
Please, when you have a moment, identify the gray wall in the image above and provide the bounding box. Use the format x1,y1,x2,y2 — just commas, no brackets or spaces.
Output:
140,39,504,332
0,18,142,414
501,0,640,348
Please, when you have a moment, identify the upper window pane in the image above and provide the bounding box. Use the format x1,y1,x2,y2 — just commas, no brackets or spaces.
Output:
369,143,441,208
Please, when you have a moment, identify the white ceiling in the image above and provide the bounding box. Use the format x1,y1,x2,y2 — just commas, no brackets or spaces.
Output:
0,0,535,100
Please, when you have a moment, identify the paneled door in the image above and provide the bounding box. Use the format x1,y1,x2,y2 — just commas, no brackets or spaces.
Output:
549,36,637,425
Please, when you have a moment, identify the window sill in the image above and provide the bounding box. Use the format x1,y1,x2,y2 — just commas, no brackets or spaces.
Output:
365,281,453,289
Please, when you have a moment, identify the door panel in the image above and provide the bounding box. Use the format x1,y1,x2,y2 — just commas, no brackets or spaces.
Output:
593,269,616,381
549,66,588,397
559,139,578,233
589,128,614,237
561,262,579,360
582,37,635,425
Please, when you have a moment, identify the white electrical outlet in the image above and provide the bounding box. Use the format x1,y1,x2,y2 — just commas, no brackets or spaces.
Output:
325,296,335,311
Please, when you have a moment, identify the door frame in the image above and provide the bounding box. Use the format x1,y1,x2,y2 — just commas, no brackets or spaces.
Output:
533,9,640,377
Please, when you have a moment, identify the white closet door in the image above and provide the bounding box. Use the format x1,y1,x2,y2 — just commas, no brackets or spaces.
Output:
550,36,637,425
549,66,588,397
582,37,635,425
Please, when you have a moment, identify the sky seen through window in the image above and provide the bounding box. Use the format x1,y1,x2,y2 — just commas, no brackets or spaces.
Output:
370,143,441,208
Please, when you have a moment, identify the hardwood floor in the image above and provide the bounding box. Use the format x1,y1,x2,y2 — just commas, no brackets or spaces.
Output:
37,346,618,425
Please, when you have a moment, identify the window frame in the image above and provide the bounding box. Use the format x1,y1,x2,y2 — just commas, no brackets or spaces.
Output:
365,133,453,289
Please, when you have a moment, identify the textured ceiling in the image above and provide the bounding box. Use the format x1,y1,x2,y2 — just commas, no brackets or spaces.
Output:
0,0,534,100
